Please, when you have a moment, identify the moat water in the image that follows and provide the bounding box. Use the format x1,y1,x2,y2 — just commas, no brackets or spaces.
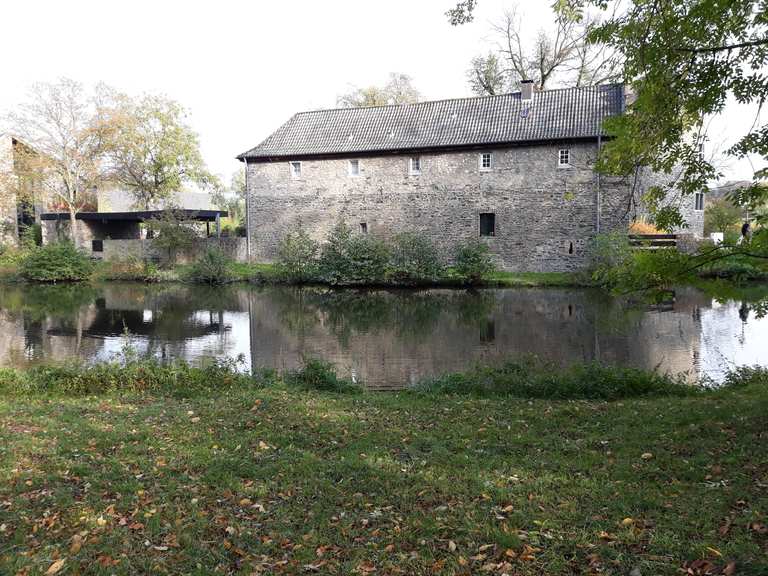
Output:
1,282,767,390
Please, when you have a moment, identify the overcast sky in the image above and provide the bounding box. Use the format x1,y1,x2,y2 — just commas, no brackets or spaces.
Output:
2,0,762,185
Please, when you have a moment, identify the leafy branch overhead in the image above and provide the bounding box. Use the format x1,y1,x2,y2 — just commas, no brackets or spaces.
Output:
557,0,767,231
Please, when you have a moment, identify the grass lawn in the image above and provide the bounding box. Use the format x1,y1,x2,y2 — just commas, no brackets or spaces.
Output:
487,270,587,287
1,381,766,575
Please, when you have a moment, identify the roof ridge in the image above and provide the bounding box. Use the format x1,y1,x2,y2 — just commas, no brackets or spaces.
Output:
293,83,623,116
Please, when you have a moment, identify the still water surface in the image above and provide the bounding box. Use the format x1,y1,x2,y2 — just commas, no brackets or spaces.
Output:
1,283,766,390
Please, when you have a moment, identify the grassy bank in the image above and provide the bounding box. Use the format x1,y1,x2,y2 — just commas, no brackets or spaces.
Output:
1,361,767,574
0,257,587,288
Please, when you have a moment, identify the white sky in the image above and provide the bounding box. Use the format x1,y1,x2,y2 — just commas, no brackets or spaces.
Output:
2,0,762,185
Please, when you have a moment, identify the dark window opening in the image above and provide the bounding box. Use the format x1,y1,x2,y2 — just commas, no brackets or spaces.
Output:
92,239,103,253
568,304,573,317
480,319,496,343
479,213,495,237
360,222,368,234
568,241,573,254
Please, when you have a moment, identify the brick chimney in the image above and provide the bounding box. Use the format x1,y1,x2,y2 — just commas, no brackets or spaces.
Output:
520,79,534,102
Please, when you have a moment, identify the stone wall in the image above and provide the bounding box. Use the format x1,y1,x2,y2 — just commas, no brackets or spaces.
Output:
634,166,705,237
246,142,636,272
102,237,247,264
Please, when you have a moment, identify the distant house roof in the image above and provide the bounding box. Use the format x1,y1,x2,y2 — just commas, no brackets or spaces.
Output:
238,84,625,161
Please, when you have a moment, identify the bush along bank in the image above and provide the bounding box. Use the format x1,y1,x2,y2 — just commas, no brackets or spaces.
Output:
1,233,586,287
275,220,497,286
5,354,766,400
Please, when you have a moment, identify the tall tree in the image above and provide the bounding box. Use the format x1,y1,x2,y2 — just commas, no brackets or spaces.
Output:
467,53,508,96
103,94,214,209
337,73,421,107
4,79,112,246
466,3,620,95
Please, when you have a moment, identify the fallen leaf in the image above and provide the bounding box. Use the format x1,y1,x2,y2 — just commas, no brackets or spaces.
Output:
46,559,65,575
70,534,83,554
641,452,654,460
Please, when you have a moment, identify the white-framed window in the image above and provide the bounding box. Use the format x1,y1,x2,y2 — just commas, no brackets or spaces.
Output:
360,222,368,234
409,156,421,175
348,159,360,177
558,149,571,167
694,192,705,211
289,161,301,179
479,152,493,171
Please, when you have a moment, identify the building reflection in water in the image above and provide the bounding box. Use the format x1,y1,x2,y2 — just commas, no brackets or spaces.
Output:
0,283,766,390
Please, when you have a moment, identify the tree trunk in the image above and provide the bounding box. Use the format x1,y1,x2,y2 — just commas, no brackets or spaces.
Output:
68,206,80,248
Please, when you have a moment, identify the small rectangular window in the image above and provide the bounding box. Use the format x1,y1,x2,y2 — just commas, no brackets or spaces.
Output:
558,149,570,167
360,222,368,234
348,159,360,176
92,239,103,252
479,152,493,171
694,192,704,211
479,213,495,237
290,161,301,178
409,156,421,175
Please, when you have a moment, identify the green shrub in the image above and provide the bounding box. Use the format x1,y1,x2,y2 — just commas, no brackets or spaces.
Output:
698,252,768,280
188,246,234,284
318,220,354,282
283,358,361,393
19,241,94,282
588,231,634,288
344,235,390,284
388,233,444,283
276,229,319,282
454,240,495,284
19,223,42,249
412,357,694,400
721,365,768,388
318,221,390,285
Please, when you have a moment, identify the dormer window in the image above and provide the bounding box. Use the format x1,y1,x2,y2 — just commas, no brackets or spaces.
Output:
479,152,493,171
348,159,360,177
290,161,301,179
558,149,571,167
409,156,421,175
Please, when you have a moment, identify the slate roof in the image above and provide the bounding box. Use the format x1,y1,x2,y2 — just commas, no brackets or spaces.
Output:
238,84,625,161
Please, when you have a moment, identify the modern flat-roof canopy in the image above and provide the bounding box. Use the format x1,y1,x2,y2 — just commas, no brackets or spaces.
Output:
40,209,227,223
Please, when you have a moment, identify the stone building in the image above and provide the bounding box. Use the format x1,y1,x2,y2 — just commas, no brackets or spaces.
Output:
0,134,44,246
239,82,704,272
